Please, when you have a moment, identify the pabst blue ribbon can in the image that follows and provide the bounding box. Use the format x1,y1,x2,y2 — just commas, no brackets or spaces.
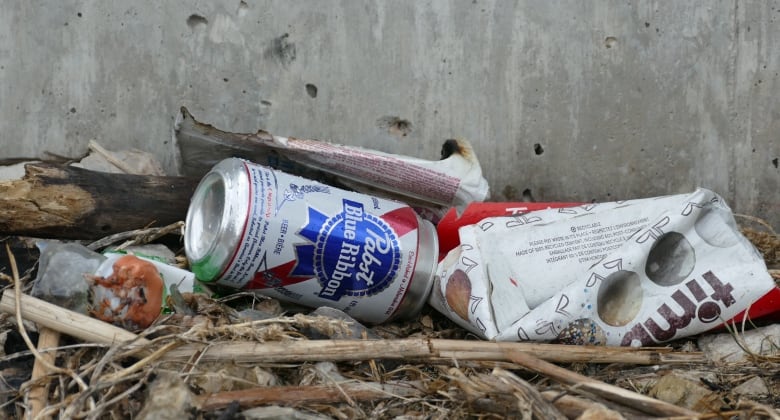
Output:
184,158,438,323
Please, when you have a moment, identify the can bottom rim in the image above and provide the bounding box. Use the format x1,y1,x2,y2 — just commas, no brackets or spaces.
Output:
387,216,439,322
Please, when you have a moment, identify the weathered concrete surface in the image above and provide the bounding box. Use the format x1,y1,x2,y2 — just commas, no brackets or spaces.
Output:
1,1,778,227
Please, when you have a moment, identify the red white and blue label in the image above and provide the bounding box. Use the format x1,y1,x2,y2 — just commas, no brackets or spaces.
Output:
219,161,424,323
291,199,402,300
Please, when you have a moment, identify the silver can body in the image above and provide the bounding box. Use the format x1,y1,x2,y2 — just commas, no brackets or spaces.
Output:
184,158,438,323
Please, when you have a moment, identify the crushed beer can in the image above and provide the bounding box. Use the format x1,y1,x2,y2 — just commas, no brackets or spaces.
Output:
184,158,439,323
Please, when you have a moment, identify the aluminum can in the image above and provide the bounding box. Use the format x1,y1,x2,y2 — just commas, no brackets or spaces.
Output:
184,158,438,323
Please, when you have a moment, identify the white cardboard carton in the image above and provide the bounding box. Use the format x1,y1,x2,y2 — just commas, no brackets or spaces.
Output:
428,188,775,346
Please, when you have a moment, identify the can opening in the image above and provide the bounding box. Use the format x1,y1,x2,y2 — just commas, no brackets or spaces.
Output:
185,172,226,264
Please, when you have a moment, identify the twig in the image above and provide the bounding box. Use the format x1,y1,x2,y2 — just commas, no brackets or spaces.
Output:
313,363,356,407
86,332,161,386
86,221,184,251
85,372,149,420
34,403,62,420
100,341,180,384
491,368,567,420
62,367,148,419
720,311,780,363
446,366,567,418
503,347,697,417
180,342,212,386
0,343,110,365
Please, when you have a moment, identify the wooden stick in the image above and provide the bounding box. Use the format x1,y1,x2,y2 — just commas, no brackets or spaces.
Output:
160,338,706,366
27,327,60,419
0,292,150,352
195,380,424,410
504,348,698,417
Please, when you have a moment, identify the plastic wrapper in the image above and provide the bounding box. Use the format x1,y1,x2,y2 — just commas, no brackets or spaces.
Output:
428,188,775,346
97,251,198,310
89,253,198,329
88,254,165,330
32,242,198,331
31,241,106,314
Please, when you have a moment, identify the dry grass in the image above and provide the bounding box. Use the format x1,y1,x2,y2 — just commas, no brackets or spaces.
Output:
0,218,777,419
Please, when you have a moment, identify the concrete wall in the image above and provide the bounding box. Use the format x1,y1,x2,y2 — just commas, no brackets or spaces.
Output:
2,1,778,227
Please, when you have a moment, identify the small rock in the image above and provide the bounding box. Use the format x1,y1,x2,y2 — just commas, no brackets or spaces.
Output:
137,373,194,420
420,315,434,329
662,369,718,386
300,362,345,386
556,318,607,346
0,330,8,357
732,376,769,397
303,306,381,340
576,406,626,420
254,367,280,388
648,373,726,412
190,361,278,393
237,298,284,321
698,324,780,363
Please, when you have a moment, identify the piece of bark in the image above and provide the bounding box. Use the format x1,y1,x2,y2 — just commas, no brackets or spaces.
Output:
196,381,424,410
473,369,567,420
0,163,198,239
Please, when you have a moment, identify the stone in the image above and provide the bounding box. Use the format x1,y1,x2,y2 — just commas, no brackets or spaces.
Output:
698,324,780,363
